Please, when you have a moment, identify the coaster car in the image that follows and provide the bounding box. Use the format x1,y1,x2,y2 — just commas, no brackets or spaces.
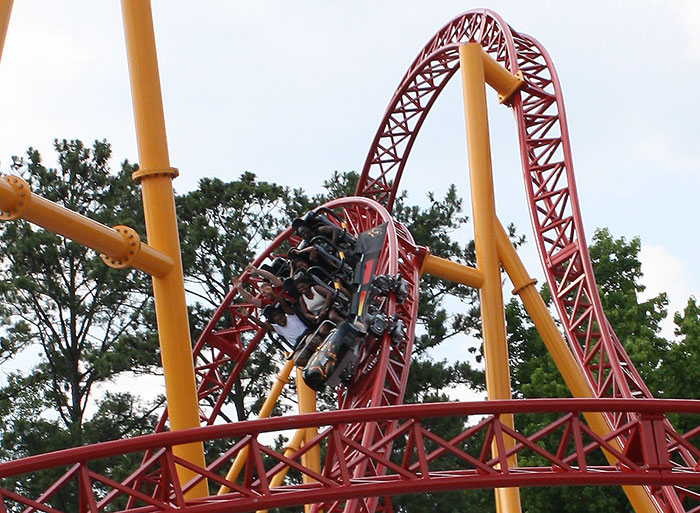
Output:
292,222,408,391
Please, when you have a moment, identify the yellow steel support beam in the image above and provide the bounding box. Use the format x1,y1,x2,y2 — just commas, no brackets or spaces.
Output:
120,0,206,497
480,50,523,103
218,357,295,495
0,0,11,63
459,42,521,513
494,220,657,513
0,176,172,277
296,366,321,513
420,250,484,289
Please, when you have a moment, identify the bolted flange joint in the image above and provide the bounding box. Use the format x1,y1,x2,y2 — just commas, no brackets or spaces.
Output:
100,225,141,270
1,175,30,221
131,167,179,183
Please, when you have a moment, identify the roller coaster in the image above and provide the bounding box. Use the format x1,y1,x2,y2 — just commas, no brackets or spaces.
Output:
0,3,699,513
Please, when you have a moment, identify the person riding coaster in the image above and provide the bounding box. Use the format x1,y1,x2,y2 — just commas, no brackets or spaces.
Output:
289,222,409,391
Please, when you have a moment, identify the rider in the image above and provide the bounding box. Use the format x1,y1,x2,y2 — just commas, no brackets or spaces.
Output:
260,306,309,350
233,264,290,309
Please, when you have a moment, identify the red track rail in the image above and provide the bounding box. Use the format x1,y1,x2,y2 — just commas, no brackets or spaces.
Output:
0,400,699,513
355,8,692,511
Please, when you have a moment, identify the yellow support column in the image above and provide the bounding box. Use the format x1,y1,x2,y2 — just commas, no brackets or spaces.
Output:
494,220,657,513
420,250,484,288
0,0,12,63
459,43,521,513
120,0,207,497
296,367,321,511
218,357,295,495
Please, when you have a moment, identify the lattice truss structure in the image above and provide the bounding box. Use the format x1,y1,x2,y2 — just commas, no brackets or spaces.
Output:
0,7,698,513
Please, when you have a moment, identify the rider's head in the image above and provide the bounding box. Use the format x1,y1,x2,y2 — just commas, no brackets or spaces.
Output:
264,306,286,326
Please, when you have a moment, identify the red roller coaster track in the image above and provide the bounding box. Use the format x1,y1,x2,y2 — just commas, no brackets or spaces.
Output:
0,8,698,513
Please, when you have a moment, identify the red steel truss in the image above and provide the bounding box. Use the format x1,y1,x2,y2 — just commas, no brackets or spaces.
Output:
0,400,698,513
1,7,698,513
355,8,693,511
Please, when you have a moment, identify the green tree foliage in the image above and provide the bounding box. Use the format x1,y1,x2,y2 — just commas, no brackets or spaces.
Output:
588,228,669,391
664,297,700,399
0,140,159,509
176,173,290,326
175,173,306,422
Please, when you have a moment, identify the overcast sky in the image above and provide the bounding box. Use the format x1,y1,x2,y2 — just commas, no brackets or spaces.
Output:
1,0,699,346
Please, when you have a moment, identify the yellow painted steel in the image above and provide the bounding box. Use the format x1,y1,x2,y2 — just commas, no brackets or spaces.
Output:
120,0,207,497
480,50,523,103
0,0,11,63
0,176,172,276
296,367,321,484
420,250,484,288
459,43,522,513
217,357,295,495
494,220,657,513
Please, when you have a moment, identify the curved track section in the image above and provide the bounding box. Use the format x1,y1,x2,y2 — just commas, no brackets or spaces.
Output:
0,400,698,512
356,8,690,511
146,196,420,513
156,197,419,432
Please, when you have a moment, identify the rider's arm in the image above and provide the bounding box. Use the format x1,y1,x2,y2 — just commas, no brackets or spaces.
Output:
233,277,262,307
246,264,283,288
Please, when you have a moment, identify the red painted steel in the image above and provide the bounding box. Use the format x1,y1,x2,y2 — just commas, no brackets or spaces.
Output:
0,400,698,512
2,8,698,513
355,8,691,511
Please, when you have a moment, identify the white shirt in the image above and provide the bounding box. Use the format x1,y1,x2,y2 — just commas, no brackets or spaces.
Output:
272,313,307,347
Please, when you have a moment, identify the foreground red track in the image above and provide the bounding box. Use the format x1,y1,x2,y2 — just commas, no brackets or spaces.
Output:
0,400,699,513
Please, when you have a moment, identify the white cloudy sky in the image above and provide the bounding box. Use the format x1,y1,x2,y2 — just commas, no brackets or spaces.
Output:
1,0,699,342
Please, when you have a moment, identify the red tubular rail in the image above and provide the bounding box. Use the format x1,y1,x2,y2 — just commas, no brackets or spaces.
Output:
355,8,690,512
0,400,698,513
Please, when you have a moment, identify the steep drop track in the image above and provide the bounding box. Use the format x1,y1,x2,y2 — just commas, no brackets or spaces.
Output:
0,8,699,513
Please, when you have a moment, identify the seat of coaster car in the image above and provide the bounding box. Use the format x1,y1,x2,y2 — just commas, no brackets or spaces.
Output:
259,256,291,277
293,208,357,249
292,319,336,368
304,266,351,314
295,234,355,279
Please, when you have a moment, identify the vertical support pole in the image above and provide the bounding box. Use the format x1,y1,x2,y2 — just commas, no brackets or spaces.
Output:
296,367,321,513
120,0,207,497
458,43,522,513
0,0,12,63
218,357,295,495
